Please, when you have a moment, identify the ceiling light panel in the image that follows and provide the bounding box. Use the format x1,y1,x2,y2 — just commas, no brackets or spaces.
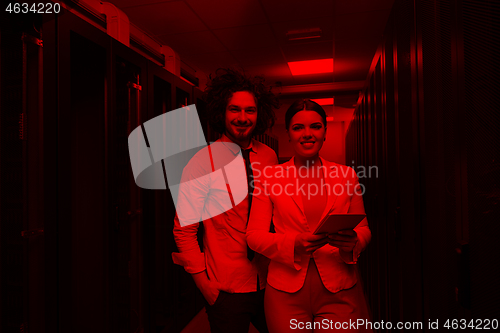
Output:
311,98,334,105
288,58,333,75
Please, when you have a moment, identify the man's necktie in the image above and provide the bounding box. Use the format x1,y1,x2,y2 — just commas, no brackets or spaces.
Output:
241,148,255,261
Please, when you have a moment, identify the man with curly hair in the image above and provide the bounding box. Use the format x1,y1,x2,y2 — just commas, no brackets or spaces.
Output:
172,69,279,332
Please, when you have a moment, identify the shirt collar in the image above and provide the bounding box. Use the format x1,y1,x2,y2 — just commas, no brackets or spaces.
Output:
220,133,257,155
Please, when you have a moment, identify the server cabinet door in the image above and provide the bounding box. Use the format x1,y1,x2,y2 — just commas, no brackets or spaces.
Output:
0,13,45,333
111,55,146,333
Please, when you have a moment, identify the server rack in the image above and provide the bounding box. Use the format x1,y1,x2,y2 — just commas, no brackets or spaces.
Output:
345,0,499,328
1,7,213,333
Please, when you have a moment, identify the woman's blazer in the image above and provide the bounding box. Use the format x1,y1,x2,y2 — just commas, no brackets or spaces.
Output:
247,157,371,293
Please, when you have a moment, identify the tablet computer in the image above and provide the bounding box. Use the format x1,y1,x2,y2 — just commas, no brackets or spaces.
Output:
313,214,366,235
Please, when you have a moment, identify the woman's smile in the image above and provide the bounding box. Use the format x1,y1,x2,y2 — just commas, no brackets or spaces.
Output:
300,141,316,149
288,110,327,160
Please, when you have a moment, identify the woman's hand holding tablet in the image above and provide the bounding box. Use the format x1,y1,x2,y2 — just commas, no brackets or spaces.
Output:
327,229,358,252
294,232,329,255
312,214,366,253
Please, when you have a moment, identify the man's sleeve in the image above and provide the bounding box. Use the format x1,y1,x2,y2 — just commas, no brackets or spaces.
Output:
172,161,209,274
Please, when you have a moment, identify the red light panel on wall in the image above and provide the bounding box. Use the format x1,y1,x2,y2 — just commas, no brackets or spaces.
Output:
288,59,333,75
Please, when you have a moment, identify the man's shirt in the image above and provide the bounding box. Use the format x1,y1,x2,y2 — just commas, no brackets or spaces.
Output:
172,134,278,292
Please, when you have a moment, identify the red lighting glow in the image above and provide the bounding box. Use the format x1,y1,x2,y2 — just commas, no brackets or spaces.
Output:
311,98,334,105
288,59,333,75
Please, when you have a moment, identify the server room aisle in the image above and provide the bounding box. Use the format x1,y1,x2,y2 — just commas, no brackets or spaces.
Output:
1,1,499,333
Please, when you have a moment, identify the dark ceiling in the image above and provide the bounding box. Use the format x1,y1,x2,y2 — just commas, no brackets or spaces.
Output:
108,0,394,121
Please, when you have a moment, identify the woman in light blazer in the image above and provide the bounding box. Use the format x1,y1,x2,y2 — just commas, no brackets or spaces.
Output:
247,99,372,332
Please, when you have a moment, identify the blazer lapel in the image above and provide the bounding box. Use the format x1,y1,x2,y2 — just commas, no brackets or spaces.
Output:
282,158,306,219
281,157,345,229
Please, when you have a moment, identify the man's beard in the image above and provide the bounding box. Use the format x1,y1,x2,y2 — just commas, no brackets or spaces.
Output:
231,122,252,138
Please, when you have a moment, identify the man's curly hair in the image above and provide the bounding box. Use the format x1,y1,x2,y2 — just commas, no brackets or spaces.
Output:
203,68,279,136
